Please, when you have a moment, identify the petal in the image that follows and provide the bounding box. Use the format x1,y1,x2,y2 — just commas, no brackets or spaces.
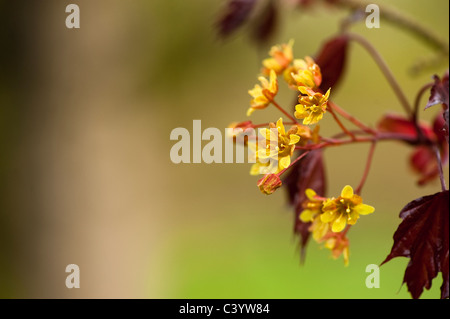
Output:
341,185,354,199
354,204,375,215
347,210,359,225
258,76,269,88
289,134,301,145
332,213,347,232
305,188,317,200
250,163,261,176
300,209,315,222
276,118,285,135
320,210,337,223
303,113,315,125
246,107,255,117
279,155,291,169
312,220,329,241
248,85,262,98
343,247,350,266
269,70,278,94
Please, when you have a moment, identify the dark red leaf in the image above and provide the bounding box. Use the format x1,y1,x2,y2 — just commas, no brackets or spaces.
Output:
410,146,440,186
376,113,435,146
283,150,327,262
315,35,349,92
382,191,449,299
377,113,448,186
250,0,278,45
426,71,449,109
426,71,449,143
217,0,258,38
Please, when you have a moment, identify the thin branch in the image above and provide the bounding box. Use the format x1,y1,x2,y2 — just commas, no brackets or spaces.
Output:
334,0,449,55
271,99,299,123
356,142,376,195
328,100,377,135
433,145,448,191
346,32,413,116
327,104,356,139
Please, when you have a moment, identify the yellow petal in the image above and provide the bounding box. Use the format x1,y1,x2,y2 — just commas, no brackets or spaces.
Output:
343,247,350,266
341,185,354,199
305,188,316,200
347,210,359,225
320,210,336,223
289,134,300,145
300,209,315,222
276,118,285,135
279,155,290,169
298,86,310,95
269,70,278,94
332,213,347,232
354,204,375,215
246,107,255,117
302,114,313,125
248,85,262,98
259,76,269,89
250,163,261,176
312,220,329,241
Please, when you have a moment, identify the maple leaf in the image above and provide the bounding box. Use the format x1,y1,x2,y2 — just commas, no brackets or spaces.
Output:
425,71,449,143
283,150,327,262
315,35,349,92
377,113,449,186
382,191,449,299
217,0,258,38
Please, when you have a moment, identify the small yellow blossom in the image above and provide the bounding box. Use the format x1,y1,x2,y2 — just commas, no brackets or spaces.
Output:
247,70,278,116
299,189,323,222
310,216,329,242
299,189,328,241
262,40,294,76
323,232,350,266
321,185,375,233
295,86,330,125
249,118,301,175
285,57,322,89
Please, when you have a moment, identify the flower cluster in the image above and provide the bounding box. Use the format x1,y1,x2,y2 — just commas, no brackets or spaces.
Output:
299,185,375,264
229,40,377,266
247,41,330,125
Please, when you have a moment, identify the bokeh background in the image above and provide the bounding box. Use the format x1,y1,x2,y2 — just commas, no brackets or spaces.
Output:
0,0,448,298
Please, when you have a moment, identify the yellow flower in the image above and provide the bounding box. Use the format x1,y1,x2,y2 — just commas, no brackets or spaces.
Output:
262,40,294,76
247,70,278,116
285,57,322,89
323,232,350,266
295,124,320,146
295,86,330,125
321,185,375,233
299,189,323,222
310,216,330,242
249,118,301,175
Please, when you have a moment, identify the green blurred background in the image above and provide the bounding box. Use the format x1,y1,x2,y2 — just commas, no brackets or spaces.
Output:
0,0,448,298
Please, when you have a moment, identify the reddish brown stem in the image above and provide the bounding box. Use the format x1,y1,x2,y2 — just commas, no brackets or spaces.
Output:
355,142,376,195
327,104,356,139
271,99,299,123
277,151,310,176
295,132,418,151
433,145,448,191
328,100,377,135
346,32,413,116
